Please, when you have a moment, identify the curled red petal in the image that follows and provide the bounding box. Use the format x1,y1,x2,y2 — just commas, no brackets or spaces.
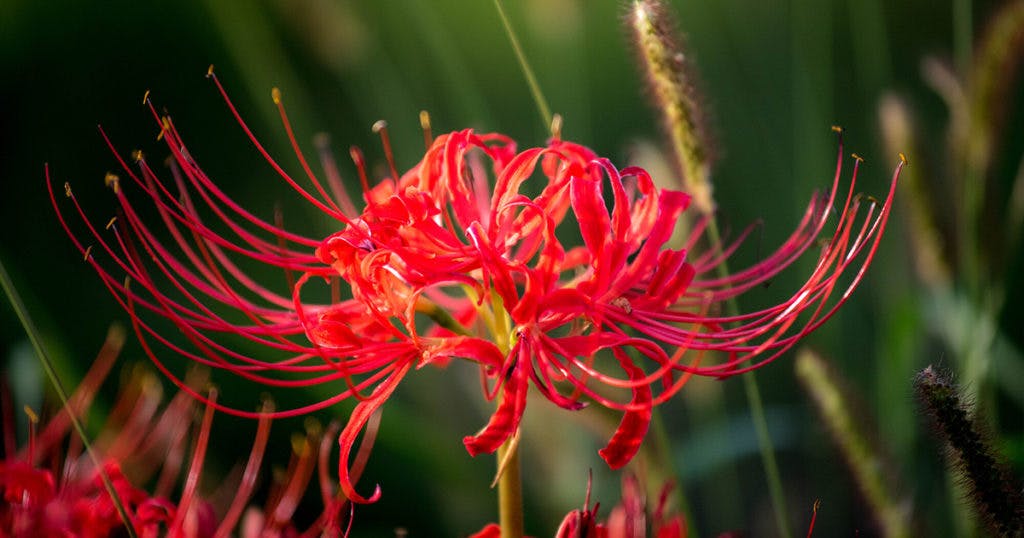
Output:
598,350,653,469
337,360,412,503
463,349,529,457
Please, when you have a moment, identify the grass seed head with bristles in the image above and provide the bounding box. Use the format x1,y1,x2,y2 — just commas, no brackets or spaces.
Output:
795,349,912,538
915,365,1024,537
629,0,715,216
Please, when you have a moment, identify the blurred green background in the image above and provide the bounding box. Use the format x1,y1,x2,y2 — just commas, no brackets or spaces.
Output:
2,0,1022,536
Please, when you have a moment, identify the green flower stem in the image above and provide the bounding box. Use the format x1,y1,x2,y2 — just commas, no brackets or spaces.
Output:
497,438,525,538
705,214,793,538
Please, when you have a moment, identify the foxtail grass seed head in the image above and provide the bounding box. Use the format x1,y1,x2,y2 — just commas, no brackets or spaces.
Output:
796,349,912,538
915,366,1024,537
878,94,951,288
630,0,714,215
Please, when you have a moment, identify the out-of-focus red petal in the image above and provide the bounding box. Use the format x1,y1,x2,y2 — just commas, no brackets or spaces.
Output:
468,523,502,538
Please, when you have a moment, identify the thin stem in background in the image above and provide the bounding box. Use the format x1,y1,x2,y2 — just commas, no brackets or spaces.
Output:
0,253,138,538
704,218,793,538
493,0,553,133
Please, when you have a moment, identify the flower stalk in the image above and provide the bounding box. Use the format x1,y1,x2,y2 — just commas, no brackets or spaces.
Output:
497,438,524,538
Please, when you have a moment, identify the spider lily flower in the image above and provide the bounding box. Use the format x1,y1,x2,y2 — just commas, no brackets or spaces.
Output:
49,70,900,502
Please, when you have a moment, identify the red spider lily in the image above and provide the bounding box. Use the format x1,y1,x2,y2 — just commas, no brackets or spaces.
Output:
49,70,900,502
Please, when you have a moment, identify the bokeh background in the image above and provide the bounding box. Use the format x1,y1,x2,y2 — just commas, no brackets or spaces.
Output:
2,0,1022,536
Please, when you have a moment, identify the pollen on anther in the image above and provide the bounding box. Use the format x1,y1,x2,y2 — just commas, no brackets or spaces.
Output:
83,245,94,261
371,120,388,134
23,405,38,423
64,182,72,198
272,87,282,105
105,173,121,193
142,90,151,105
831,125,843,133
105,217,117,230
132,150,145,163
851,153,864,163
899,152,908,164
419,110,433,148
206,64,215,78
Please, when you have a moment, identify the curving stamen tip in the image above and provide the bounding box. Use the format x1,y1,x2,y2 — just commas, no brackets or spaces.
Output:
550,113,563,141
142,89,151,105
831,125,843,133
898,152,908,165
132,150,145,163
206,64,215,78
64,182,72,198
371,120,388,134
83,245,94,261
419,110,433,149
349,146,365,166
258,397,276,415
271,87,282,105
104,172,121,193
23,405,39,424
105,216,117,230
851,153,864,163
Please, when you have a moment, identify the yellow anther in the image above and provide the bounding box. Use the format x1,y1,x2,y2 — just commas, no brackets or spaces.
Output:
104,172,120,193
105,217,117,230
132,150,144,163
290,432,310,456
271,87,282,105
304,416,322,436
371,120,387,133
898,152,908,165
550,113,563,140
64,182,72,197
206,64,215,77
851,153,864,163
83,245,93,261
831,125,843,133
419,110,433,148
142,90,151,105
23,405,38,423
